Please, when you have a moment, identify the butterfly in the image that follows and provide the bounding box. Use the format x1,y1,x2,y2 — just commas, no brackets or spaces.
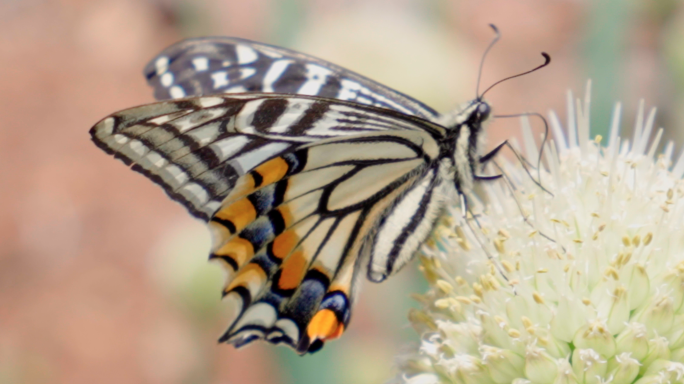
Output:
90,28,549,354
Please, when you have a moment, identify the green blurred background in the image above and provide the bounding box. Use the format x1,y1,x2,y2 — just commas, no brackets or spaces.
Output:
1,1,684,383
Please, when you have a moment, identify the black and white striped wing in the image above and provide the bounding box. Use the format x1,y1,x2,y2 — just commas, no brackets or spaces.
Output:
144,37,440,122
90,93,446,353
90,93,445,220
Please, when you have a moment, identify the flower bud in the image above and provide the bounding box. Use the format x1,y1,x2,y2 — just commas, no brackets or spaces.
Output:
661,269,684,312
573,320,616,358
552,358,579,384
437,321,479,355
633,375,670,384
605,352,640,383
436,354,490,384
592,283,629,334
671,347,684,363
634,294,675,335
615,322,649,361
550,295,586,342
481,345,524,384
668,319,684,350
524,345,558,383
640,336,671,374
641,360,684,382
571,349,607,384
479,312,516,352
620,263,650,310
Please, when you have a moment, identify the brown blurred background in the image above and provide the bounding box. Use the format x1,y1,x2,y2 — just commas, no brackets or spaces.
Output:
1,1,683,383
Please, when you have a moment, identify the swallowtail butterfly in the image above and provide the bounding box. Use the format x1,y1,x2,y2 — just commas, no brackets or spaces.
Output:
90,28,549,354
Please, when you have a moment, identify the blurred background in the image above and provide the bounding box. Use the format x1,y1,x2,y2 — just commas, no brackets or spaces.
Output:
1,0,684,383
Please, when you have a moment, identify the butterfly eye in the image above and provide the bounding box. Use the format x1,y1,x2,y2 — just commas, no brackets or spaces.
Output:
478,103,491,120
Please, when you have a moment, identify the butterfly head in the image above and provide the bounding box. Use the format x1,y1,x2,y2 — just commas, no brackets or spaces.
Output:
438,98,492,131
468,99,492,126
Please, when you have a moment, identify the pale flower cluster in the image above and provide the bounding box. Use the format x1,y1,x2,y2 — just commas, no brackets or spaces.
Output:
399,83,684,384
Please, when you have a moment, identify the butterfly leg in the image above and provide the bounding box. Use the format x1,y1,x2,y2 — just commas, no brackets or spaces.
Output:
474,174,503,181
479,140,507,165
481,140,553,196
457,192,511,283
475,141,506,180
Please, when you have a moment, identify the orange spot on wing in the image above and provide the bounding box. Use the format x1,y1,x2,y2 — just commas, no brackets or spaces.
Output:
254,157,289,186
277,205,294,228
213,198,257,233
278,251,308,290
214,237,254,267
272,230,299,260
226,263,267,294
307,309,345,341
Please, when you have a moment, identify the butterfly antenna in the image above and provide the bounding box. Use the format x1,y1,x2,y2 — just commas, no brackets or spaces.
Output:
475,24,501,99
480,53,551,99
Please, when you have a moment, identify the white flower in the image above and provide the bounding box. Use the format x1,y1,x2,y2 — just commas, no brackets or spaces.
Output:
399,81,684,384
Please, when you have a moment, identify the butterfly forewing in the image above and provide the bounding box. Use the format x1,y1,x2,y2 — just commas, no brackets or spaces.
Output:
144,37,440,122
90,94,444,220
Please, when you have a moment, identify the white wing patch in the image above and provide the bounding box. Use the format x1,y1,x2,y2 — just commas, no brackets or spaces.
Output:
297,64,334,95
303,141,417,172
269,99,315,133
230,142,290,173
212,71,230,89
210,135,251,161
298,218,336,261
236,44,259,65
284,166,355,201
235,99,266,131
313,211,361,275
160,72,174,87
170,86,186,98
154,56,169,75
170,108,227,133
192,57,209,72
178,182,210,207
262,59,293,92
233,303,277,331
327,159,423,211
368,169,444,281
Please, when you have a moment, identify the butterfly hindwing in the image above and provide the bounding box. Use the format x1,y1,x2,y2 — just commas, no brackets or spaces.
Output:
207,132,441,353
144,37,440,121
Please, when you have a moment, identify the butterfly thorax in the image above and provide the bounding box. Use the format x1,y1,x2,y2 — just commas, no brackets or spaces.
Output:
438,99,492,194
